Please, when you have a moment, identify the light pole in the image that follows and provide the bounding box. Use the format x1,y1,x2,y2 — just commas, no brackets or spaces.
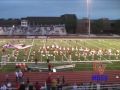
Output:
87,0,91,36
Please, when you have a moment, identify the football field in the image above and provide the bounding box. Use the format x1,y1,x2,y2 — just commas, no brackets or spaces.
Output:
0,38,120,72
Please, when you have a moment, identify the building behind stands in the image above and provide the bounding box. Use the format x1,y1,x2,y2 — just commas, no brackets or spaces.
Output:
0,14,77,36
0,14,120,36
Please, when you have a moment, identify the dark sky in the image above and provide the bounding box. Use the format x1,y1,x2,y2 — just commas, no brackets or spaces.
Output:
0,0,120,19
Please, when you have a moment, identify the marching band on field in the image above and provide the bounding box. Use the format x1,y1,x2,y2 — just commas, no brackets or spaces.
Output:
2,42,120,62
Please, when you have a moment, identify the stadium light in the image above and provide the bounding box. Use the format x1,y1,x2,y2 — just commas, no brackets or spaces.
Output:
86,0,91,37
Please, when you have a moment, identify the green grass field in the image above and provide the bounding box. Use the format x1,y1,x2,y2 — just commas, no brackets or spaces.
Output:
0,38,120,72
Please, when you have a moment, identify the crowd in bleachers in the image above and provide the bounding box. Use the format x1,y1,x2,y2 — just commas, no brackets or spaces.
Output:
0,25,67,36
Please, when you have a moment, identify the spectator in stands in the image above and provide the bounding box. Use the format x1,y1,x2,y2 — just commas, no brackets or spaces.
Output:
15,70,19,82
6,81,12,90
0,83,7,90
46,73,52,90
89,82,94,90
28,83,34,90
56,76,60,89
96,83,100,90
62,76,65,85
34,81,41,90
93,83,96,90
72,83,78,90
15,82,20,90
18,82,26,90
57,76,60,85
57,76,62,90
51,78,57,90
26,77,30,87
18,70,23,82
79,83,84,90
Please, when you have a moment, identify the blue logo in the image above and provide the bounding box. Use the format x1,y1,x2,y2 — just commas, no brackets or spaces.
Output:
92,74,108,81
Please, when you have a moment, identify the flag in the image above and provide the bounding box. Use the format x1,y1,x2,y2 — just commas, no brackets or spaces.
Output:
13,44,32,49
3,44,14,48
3,44,32,50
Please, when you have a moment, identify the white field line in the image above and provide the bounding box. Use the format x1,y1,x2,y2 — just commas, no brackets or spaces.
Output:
101,40,117,49
1,60,120,64
27,39,35,62
53,41,69,61
109,39,120,49
94,40,120,63
85,40,112,62
72,40,90,61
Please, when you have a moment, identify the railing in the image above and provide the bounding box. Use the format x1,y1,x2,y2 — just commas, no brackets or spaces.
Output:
63,84,120,90
3,84,120,90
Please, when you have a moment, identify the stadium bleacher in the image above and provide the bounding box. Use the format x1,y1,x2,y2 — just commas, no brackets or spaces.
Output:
0,25,67,36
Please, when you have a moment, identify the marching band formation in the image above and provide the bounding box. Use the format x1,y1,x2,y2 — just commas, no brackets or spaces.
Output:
1,39,120,62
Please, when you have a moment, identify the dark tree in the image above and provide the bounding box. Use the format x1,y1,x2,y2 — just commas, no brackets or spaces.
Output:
61,14,77,34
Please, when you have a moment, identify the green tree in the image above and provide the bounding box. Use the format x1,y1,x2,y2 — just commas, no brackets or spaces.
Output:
61,14,77,34
114,20,120,34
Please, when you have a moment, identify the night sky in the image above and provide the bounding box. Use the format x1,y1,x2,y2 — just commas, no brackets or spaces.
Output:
0,0,120,19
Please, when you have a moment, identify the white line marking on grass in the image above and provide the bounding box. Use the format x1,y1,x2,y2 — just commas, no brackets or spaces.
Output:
27,39,35,62
1,60,120,64
84,40,108,60
72,40,90,61
94,39,120,63
53,40,69,62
